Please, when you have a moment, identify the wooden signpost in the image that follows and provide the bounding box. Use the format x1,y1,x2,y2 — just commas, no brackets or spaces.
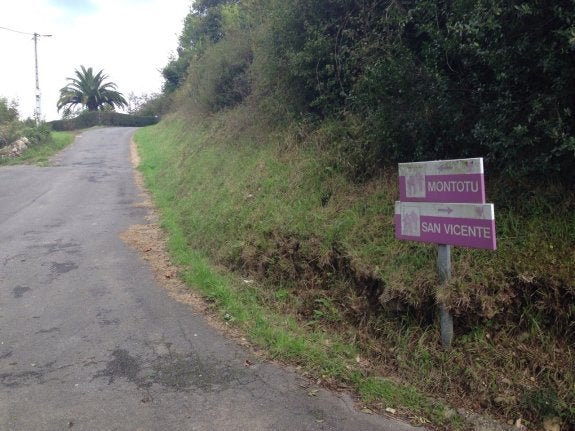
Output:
395,157,497,347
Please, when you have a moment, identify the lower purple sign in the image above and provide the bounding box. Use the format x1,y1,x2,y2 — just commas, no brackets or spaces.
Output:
395,201,497,250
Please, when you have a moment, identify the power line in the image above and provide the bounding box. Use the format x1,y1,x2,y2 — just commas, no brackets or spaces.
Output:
0,25,35,36
0,25,52,38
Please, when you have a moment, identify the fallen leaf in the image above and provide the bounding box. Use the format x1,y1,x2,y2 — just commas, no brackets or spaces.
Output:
361,407,373,414
385,407,396,415
409,416,431,425
307,389,319,397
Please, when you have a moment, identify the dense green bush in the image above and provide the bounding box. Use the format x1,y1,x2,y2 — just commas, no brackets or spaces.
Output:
362,0,575,181
0,98,19,147
20,122,52,146
49,111,159,131
258,0,575,182
0,97,19,125
0,97,51,148
182,35,252,113
133,93,171,117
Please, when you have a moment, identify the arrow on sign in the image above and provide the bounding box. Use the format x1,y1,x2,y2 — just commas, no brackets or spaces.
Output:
437,207,453,214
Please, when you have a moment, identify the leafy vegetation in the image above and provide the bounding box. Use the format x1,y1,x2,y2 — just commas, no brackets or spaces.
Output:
163,0,575,184
48,111,159,131
126,92,169,117
0,96,74,165
0,130,75,166
0,97,19,124
0,97,51,149
133,0,575,428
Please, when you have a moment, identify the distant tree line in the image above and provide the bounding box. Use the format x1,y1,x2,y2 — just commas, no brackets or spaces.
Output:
160,0,575,184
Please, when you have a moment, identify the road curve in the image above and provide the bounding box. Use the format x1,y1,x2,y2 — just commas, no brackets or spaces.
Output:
0,127,422,431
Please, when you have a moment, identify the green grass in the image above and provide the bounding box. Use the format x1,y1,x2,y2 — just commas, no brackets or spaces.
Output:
134,114,574,429
0,131,75,166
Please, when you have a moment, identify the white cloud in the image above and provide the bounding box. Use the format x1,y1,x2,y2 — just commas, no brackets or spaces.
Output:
49,0,97,15
0,0,190,121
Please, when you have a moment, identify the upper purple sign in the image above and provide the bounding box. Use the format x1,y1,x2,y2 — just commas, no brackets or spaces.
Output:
399,158,485,204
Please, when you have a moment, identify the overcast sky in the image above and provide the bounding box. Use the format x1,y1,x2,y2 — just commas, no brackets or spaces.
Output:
0,0,191,121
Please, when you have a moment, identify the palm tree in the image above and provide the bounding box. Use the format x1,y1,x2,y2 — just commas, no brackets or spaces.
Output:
57,66,128,113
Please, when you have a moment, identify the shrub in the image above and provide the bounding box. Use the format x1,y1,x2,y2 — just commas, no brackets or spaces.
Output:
183,35,253,113
21,122,51,146
0,97,19,124
0,123,20,148
249,0,575,184
48,111,160,131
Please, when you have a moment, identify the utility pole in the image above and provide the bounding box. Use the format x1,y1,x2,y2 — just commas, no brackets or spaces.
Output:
33,32,52,124
0,26,51,123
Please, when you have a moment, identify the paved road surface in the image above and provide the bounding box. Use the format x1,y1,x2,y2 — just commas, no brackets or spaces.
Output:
0,128,422,430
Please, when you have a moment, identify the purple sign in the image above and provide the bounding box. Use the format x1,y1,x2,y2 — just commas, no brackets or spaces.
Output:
399,158,485,203
395,201,497,250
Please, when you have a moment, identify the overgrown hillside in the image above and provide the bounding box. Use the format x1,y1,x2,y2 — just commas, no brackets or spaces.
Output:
161,0,575,184
135,0,575,428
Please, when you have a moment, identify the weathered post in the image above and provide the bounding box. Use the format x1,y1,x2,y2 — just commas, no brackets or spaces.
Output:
437,244,453,348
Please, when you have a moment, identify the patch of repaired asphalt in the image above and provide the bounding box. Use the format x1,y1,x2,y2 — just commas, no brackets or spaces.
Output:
50,261,79,274
93,348,246,392
13,285,31,298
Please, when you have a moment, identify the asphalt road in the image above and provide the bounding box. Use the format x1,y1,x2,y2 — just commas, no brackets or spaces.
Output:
0,128,422,431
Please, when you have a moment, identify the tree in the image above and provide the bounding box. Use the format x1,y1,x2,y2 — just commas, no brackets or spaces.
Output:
161,0,241,94
57,66,128,113
0,97,19,124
